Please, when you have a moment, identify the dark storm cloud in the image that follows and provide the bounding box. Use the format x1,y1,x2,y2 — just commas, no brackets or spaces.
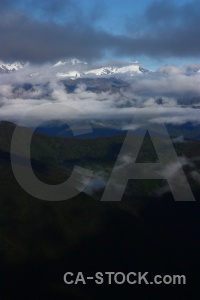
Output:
0,0,200,62
0,11,114,62
0,0,114,62
124,0,200,58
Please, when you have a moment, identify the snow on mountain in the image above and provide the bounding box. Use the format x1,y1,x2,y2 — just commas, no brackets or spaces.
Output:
84,63,148,76
53,58,87,67
116,64,146,75
0,58,149,78
53,58,148,78
84,67,118,76
0,61,27,72
56,63,146,78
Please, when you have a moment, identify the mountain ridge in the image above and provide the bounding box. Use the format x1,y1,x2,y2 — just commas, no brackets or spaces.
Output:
0,58,149,78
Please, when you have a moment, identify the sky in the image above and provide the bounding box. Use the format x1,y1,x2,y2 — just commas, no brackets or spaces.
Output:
0,0,200,68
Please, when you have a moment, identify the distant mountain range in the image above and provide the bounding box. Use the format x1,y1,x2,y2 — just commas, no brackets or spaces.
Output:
1,57,200,81
1,58,200,80
0,58,149,78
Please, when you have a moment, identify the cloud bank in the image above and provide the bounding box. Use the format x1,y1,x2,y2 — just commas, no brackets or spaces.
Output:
0,62,200,127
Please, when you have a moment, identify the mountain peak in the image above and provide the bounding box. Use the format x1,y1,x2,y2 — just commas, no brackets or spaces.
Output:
0,61,28,73
53,58,87,67
84,62,149,77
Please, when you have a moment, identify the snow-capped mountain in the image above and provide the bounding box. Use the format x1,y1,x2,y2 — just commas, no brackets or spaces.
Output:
53,58,87,67
84,63,148,76
54,60,149,78
84,67,117,76
0,61,28,72
0,58,149,78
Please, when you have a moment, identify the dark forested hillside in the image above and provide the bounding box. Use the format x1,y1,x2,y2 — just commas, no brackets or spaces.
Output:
0,121,200,299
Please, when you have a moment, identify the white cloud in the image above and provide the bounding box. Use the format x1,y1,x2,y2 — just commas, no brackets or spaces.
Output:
0,63,200,127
